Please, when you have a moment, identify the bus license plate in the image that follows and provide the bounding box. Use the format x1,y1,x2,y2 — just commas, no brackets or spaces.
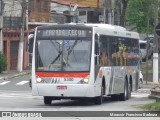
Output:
57,86,67,90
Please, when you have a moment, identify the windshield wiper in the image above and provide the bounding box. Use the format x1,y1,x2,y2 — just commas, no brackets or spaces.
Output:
49,39,79,69
66,40,79,63
49,40,67,68
50,51,62,64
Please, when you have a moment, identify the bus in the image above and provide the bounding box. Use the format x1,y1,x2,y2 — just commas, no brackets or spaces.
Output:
29,23,140,105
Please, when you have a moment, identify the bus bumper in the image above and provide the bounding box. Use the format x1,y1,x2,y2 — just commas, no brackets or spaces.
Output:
32,84,100,98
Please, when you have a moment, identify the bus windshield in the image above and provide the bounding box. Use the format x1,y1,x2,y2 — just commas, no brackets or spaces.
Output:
36,39,92,72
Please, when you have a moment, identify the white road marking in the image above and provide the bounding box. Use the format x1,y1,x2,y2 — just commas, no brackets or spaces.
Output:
0,81,11,85
0,91,39,98
16,81,29,85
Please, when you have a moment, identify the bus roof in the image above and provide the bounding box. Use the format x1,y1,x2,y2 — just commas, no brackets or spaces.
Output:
35,23,139,39
139,40,147,43
84,23,126,31
67,23,126,31
35,23,126,31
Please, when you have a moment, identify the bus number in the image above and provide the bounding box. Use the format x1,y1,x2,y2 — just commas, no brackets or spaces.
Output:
64,78,74,81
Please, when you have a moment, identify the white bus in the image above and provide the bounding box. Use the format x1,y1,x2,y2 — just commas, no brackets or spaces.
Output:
29,23,140,105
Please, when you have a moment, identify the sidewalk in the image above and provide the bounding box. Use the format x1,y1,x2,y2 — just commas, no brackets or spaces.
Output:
0,69,31,81
143,80,160,89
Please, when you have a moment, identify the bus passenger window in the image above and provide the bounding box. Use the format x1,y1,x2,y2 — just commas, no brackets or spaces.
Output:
100,49,108,66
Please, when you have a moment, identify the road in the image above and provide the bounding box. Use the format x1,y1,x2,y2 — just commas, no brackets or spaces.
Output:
0,74,159,120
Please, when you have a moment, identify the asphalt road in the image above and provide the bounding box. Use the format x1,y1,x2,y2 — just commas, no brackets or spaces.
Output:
0,74,159,120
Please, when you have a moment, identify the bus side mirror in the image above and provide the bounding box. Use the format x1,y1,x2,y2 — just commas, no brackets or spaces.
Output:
28,34,34,54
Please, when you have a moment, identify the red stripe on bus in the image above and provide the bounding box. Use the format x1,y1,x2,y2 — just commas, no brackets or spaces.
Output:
35,72,89,78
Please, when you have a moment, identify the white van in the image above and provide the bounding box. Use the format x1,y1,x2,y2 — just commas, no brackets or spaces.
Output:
139,40,153,62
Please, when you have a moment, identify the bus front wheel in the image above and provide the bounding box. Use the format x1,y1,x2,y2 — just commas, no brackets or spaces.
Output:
44,96,52,105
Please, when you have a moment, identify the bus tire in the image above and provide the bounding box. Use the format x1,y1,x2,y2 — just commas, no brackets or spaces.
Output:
119,80,128,101
44,96,52,105
94,86,103,105
128,81,131,99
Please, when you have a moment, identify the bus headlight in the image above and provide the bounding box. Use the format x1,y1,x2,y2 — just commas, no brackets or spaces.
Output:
36,76,44,83
78,75,90,84
83,78,89,83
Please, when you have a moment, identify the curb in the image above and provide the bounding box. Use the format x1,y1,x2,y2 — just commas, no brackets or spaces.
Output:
0,71,31,81
148,85,160,103
143,81,160,86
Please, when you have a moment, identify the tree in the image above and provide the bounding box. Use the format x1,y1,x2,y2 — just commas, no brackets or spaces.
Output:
126,0,154,33
114,0,160,33
0,52,7,73
115,0,129,27
120,0,129,27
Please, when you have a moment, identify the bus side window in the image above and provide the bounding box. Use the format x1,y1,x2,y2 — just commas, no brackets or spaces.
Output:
28,34,34,54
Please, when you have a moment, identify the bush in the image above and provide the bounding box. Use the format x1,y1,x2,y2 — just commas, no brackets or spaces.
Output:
0,52,7,73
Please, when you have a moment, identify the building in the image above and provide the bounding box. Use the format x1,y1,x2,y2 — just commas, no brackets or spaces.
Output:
2,0,26,71
2,0,51,71
2,0,105,71
51,0,103,23
28,0,51,23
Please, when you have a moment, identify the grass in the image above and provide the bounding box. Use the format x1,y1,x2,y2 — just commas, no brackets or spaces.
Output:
141,101,160,111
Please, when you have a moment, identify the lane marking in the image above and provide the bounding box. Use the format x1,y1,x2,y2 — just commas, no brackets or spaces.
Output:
16,81,29,85
0,81,11,85
0,91,39,99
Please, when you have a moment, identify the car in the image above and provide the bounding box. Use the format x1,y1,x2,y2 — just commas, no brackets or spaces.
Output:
144,35,154,47
139,71,143,89
139,40,153,62
144,36,160,53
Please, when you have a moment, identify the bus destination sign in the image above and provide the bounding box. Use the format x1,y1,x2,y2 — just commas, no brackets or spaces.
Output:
38,29,91,38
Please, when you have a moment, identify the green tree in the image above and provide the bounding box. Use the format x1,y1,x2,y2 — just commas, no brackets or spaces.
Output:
126,0,154,33
0,52,7,73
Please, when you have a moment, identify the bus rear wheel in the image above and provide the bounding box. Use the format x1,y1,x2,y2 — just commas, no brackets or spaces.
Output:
119,81,128,101
94,86,103,105
44,96,52,105
128,81,131,99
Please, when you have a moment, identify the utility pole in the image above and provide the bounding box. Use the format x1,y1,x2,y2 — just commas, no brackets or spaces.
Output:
111,0,115,25
26,0,28,30
17,0,26,72
145,3,150,84
105,0,114,24
0,0,4,52
103,1,106,23
153,0,159,83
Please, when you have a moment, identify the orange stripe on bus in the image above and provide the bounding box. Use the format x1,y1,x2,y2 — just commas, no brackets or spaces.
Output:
127,66,131,74
36,72,89,78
